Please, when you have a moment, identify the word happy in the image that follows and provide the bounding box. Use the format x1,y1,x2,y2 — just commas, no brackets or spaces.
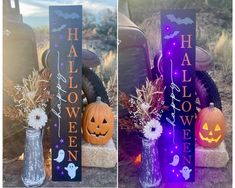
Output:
51,51,67,138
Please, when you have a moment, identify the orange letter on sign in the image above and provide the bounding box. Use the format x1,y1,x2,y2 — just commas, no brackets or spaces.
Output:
181,35,192,48
67,28,79,41
66,107,80,118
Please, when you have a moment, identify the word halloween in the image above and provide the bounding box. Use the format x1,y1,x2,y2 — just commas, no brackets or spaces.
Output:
49,6,82,181
160,10,195,182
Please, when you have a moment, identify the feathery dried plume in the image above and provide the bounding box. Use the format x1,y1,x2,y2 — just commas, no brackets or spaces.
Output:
119,77,166,133
3,68,53,126
3,106,25,122
4,79,22,101
119,117,137,132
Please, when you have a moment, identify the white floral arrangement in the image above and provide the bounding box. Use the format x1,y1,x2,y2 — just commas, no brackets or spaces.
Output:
4,69,53,130
119,77,166,140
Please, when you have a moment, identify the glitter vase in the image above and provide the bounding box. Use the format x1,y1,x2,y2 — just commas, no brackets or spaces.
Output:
139,138,162,188
21,128,45,187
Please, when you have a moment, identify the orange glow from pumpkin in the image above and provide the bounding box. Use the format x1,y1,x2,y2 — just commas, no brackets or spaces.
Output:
134,153,141,165
199,132,221,143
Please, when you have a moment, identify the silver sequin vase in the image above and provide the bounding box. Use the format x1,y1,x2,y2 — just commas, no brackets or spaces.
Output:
139,138,162,188
21,128,46,187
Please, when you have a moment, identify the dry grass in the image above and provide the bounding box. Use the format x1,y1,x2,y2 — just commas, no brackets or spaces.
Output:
213,31,232,74
139,14,161,64
94,49,117,108
106,70,117,109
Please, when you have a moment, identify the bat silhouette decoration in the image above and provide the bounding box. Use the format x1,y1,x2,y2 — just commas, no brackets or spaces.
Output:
55,10,80,19
166,14,193,25
52,24,67,32
164,31,180,39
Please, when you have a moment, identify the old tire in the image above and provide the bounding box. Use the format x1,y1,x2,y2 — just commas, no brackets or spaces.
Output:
82,67,109,105
195,71,222,112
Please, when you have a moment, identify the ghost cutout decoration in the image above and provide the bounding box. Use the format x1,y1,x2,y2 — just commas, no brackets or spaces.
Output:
54,149,65,163
180,166,192,180
169,154,179,166
64,163,78,179
196,103,225,148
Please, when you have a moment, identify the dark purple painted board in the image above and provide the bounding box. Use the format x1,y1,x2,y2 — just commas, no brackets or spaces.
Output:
49,6,82,181
159,10,196,182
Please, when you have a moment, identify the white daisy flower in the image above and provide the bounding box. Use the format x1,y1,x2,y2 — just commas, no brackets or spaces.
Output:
27,108,48,130
143,119,163,140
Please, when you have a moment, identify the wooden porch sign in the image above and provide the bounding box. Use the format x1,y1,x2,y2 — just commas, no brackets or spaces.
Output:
160,10,196,182
49,6,82,181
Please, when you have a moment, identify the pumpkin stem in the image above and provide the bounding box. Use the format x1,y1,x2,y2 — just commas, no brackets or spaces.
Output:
96,96,102,102
209,102,214,109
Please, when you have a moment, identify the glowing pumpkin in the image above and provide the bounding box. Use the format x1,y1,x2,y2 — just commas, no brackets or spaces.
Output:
82,96,114,145
196,102,225,148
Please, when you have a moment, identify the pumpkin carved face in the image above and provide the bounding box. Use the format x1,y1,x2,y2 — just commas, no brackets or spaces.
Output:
82,97,114,145
196,103,225,148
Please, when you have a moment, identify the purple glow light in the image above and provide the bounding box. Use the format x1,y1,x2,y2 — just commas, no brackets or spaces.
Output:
174,71,178,75
61,171,64,175
176,174,179,177
166,26,170,31
170,150,173,154
56,165,60,170
175,145,178,149
60,139,64,144
167,51,171,56
55,145,59,149
169,132,172,135
54,123,57,127
173,42,176,46
172,169,175,173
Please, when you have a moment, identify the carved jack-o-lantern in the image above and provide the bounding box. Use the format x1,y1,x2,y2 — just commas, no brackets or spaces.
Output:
82,96,114,145
196,103,225,148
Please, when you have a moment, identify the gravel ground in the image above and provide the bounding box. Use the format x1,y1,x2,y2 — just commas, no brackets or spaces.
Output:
3,161,117,187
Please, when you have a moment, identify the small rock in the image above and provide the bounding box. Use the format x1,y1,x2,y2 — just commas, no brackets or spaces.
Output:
195,141,229,168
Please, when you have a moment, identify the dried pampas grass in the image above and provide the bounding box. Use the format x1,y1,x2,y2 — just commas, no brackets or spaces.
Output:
119,77,166,133
3,68,53,123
